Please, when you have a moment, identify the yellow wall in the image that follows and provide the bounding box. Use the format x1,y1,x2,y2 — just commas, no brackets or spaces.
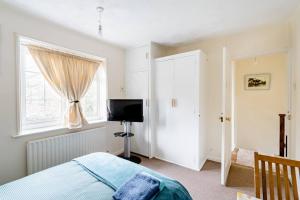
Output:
235,53,288,155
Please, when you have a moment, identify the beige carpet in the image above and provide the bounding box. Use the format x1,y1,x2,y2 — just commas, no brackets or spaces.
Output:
140,158,254,200
227,164,254,192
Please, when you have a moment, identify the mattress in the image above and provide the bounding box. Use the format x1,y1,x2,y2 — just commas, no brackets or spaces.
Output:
0,152,192,200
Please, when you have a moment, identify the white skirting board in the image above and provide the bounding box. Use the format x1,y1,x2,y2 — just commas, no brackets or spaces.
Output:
154,155,207,171
207,155,221,163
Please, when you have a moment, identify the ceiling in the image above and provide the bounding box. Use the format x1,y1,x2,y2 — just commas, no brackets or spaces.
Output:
2,0,299,48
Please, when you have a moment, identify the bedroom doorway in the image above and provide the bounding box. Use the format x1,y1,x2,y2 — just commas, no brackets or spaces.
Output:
221,49,292,186
231,52,290,167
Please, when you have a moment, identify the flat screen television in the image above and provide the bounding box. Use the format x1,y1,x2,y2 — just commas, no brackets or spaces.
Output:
107,99,144,122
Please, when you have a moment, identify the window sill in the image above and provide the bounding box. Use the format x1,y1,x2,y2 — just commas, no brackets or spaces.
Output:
12,120,107,138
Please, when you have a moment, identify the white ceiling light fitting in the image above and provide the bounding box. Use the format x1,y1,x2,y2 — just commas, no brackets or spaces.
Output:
97,6,104,36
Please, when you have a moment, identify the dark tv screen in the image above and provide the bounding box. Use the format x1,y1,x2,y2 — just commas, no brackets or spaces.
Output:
107,99,143,122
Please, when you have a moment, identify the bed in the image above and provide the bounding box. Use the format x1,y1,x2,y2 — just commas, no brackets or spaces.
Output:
0,152,192,200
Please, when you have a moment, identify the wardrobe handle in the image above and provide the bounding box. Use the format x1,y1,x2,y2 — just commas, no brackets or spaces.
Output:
171,98,176,107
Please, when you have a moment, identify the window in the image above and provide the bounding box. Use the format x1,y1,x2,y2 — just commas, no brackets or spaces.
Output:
19,37,107,134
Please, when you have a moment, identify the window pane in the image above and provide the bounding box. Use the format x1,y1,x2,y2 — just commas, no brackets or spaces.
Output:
99,67,107,120
24,73,62,124
81,68,106,122
21,45,63,131
81,75,99,121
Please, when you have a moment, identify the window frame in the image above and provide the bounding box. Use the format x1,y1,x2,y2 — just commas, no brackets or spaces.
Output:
16,35,108,136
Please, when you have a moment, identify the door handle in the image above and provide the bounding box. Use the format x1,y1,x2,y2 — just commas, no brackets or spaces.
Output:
219,116,224,123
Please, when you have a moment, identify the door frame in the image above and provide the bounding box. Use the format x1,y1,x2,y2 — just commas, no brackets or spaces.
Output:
221,48,294,186
230,49,293,158
221,47,234,185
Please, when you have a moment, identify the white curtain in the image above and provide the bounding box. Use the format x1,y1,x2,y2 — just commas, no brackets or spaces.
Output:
27,45,101,129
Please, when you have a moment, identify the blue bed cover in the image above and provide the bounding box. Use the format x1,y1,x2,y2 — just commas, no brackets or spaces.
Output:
0,152,192,200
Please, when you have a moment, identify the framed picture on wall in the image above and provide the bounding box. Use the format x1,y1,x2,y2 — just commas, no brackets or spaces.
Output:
244,73,271,90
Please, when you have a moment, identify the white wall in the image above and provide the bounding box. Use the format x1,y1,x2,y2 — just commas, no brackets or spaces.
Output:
0,3,125,184
167,23,290,161
235,53,288,155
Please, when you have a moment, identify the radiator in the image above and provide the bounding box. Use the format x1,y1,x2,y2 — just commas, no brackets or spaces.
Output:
27,127,107,175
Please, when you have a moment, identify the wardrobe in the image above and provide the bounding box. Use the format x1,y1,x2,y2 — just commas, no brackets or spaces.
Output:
153,50,207,170
126,46,207,170
125,43,166,158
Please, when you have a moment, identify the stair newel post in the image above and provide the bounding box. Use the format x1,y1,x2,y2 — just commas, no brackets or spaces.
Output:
279,114,286,157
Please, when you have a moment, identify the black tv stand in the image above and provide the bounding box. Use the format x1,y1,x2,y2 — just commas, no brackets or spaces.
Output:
119,153,141,163
114,121,141,164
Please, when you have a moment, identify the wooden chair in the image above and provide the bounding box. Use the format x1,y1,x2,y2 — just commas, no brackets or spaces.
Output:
254,152,300,200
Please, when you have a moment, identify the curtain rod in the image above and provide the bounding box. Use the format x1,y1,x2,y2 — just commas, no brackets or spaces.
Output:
19,36,105,64
25,44,103,64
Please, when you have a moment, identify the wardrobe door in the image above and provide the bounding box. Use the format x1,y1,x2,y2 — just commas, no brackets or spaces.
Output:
172,55,199,169
126,71,149,157
126,45,150,72
153,59,174,160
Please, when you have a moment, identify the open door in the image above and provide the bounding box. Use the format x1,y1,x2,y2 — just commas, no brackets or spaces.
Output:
221,47,232,185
